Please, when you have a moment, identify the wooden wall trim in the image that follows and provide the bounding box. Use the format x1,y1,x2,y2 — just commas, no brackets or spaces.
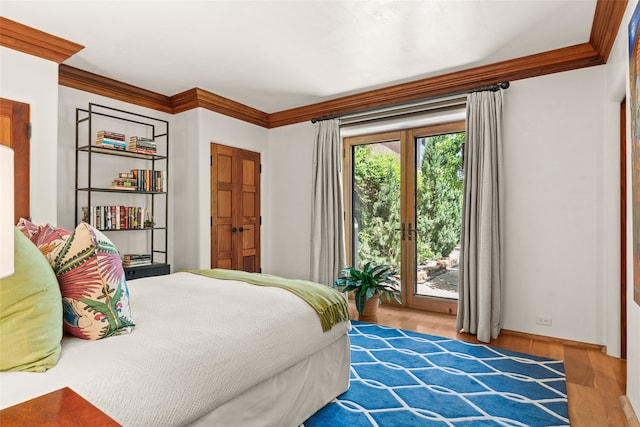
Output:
501,328,607,352
590,0,628,63
59,65,173,113
0,17,83,64
171,88,269,127
620,395,640,427
621,98,628,360
269,42,601,128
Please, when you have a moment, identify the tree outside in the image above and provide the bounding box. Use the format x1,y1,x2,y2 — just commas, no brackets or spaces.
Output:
416,132,465,264
352,132,464,298
352,142,402,270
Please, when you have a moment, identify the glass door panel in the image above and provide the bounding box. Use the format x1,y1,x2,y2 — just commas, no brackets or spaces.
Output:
414,132,465,300
351,141,402,287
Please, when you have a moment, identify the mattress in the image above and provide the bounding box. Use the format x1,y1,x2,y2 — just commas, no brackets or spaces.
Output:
0,272,351,426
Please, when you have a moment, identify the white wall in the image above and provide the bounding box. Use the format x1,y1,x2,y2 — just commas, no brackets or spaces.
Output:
0,47,59,225
56,91,272,274
57,86,174,267
501,67,614,346
266,122,315,280
171,108,203,270
268,69,619,348
171,108,270,271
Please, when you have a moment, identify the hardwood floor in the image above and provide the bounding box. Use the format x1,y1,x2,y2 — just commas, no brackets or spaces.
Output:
349,302,628,427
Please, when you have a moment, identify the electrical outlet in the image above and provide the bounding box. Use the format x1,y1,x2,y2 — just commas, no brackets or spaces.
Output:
536,316,552,326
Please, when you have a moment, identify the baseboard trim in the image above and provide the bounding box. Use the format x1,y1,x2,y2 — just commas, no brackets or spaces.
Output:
620,395,640,427
500,329,606,352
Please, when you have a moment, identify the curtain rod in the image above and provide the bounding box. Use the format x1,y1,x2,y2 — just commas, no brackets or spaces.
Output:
310,81,510,123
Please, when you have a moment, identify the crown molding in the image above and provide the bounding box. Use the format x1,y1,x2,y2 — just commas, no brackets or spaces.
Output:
59,65,173,113
269,42,602,127
590,0,628,63
171,88,269,127
0,17,83,64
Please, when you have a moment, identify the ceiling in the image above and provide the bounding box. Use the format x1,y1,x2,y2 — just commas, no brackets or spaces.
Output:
1,0,598,114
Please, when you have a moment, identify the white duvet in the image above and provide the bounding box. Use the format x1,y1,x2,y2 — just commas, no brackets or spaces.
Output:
0,272,350,426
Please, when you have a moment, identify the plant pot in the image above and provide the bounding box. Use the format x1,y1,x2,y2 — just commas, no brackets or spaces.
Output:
358,292,379,321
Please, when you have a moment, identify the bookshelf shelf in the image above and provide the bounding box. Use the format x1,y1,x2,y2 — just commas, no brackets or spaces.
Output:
75,103,170,278
77,187,167,194
77,145,167,160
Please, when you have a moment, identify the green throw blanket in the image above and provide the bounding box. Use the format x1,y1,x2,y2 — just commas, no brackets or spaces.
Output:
185,269,350,332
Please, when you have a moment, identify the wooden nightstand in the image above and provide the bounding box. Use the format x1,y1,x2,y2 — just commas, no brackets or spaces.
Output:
0,387,120,426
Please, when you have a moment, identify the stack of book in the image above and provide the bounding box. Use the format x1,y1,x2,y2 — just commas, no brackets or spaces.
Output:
96,131,126,150
109,172,137,190
128,136,157,154
122,254,152,268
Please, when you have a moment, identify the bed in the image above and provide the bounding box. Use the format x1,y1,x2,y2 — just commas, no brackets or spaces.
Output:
0,269,351,426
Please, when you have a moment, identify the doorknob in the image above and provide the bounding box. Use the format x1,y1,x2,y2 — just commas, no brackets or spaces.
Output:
239,227,250,232
231,227,237,232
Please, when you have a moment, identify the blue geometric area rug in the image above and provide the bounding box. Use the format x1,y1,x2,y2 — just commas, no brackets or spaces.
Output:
305,321,569,427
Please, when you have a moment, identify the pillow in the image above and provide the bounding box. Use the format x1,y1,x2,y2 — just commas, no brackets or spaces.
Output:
52,222,134,340
0,228,63,372
16,217,39,240
16,218,71,265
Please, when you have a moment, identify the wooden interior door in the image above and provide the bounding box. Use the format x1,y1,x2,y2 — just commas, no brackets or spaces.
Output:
0,98,30,223
210,143,261,272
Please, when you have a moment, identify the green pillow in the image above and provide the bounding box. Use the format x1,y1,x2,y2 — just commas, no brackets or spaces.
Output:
0,227,63,372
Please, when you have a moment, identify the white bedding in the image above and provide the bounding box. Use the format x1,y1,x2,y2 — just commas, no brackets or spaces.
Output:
0,272,351,426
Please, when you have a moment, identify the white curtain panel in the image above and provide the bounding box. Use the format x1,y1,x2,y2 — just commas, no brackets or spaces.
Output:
310,119,346,286
457,90,504,343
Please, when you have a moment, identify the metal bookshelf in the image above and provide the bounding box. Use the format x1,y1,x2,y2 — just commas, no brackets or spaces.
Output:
75,103,169,278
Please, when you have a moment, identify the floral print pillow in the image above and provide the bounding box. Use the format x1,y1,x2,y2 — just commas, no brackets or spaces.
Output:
16,218,71,265
52,222,134,340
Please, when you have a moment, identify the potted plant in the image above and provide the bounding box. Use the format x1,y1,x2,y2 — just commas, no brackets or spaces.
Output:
333,262,401,319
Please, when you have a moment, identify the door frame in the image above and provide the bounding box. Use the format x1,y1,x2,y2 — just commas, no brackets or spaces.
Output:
0,98,30,223
620,98,627,359
343,120,464,314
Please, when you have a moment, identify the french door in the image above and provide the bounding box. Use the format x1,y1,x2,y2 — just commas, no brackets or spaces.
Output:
343,121,464,313
210,143,261,272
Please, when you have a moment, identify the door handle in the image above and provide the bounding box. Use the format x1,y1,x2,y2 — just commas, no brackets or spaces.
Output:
231,227,237,232
395,223,405,240
407,223,419,241
239,227,250,232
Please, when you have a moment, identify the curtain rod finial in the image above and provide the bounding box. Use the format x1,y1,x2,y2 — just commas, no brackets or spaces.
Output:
499,81,510,89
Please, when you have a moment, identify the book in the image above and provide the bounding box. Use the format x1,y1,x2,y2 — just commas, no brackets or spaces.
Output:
122,253,152,268
110,174,137,190
88,206,145,230
96,139,126,150
96,130,127,151
122,259,152,267
128,136,157,154
97,130,125,141
130,169,165,192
